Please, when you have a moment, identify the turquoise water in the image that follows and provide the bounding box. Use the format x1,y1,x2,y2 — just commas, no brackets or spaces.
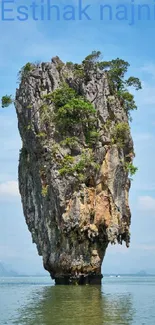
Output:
0,276,155,325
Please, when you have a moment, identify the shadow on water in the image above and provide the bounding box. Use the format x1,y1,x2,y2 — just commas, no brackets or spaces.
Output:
14,285,135,325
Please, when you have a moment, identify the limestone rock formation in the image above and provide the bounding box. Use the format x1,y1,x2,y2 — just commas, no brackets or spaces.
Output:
15,56,134,284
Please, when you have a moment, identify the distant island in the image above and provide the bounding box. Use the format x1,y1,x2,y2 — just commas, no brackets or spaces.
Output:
0,262,49,277
0,261,154,277
135,270,148,276
0,262,18,277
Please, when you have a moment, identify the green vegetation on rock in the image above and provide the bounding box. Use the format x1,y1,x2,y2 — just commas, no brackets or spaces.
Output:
56,62,64,73
59,150,100,180
18,62,34,82
36,132,46,139
57,51,141,119
112,122,130,148
55,98,96,130
60,137,79,148
1,51,140,185
85,130,100,145
41,184,49,197
96,57,141,117
82,51,102,80
41,82,100,180
125,162,138,177
66,61,74,69
1,95,13,108
47,83,76,108
1,51,141,120
44,83,99,146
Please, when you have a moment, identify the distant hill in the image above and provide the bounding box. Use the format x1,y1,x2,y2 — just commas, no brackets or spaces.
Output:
135,270,148,276
0,262,18,277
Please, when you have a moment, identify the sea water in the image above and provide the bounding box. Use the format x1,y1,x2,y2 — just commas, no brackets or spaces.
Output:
0,276,155,325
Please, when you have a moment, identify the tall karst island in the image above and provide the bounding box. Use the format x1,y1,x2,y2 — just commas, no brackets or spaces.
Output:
2,52,141,285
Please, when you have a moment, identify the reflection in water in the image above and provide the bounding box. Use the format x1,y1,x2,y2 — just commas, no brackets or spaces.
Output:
15,285,134,325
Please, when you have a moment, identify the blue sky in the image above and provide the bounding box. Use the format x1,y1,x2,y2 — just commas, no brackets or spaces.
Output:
0,0,155,275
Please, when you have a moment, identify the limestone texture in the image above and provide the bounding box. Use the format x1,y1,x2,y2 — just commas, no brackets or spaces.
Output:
15,56,134,285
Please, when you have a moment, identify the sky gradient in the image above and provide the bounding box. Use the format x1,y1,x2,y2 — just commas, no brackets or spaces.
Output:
0,0,155,275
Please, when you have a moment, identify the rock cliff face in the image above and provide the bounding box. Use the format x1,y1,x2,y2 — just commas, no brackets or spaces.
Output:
16,56,134,284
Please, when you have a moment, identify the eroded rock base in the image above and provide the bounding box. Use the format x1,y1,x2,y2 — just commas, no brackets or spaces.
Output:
54,274,103,285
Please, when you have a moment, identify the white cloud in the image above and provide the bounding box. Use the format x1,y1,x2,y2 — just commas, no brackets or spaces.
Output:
0,245,20,259
138,196,155,212
134,244,155,251
133,133,154,142
108,244,128,254
132,63,155,107
141,63,155,79
134,81,155,106
134,184,155,191
0,181,19,199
